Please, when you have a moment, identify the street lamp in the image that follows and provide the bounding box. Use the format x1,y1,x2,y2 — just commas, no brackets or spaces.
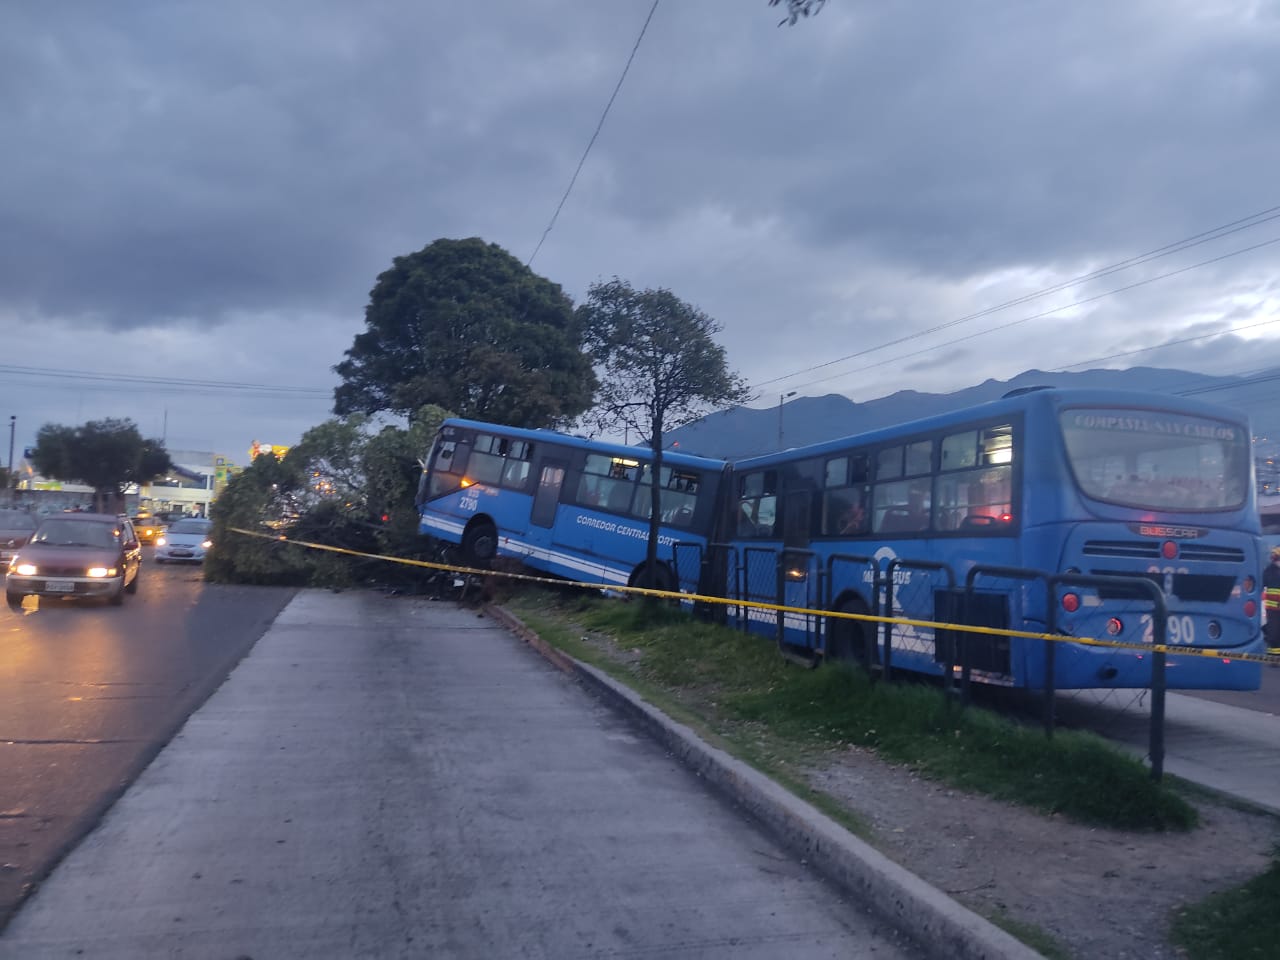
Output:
777,392,797,448
6,415,14,488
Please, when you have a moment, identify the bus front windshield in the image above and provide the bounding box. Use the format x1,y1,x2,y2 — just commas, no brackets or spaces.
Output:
1060,408,1249,512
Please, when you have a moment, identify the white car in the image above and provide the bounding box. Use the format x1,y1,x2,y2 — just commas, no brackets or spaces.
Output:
154,518,213,564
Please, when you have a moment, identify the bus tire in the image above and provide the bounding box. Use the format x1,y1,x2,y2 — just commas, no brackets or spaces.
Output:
461,520,498,564
827,595,875,668
629,562,674,595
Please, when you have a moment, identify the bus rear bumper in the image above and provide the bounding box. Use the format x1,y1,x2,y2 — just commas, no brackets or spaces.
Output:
1049,644,1262,692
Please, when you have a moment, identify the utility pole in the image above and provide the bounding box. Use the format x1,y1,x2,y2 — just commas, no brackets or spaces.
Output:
777,392,796,448
7,415,14,491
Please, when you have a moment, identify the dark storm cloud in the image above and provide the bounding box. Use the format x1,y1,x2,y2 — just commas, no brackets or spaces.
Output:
0,1,627,327
583,1,1280,278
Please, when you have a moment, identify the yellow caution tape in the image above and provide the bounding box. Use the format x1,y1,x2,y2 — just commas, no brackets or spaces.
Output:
228,526,1280,667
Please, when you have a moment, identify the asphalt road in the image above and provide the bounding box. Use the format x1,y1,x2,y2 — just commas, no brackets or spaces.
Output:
0,555,296,928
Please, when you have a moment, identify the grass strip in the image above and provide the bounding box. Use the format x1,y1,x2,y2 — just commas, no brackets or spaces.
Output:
1169,857,1280,959
507,585,1196,832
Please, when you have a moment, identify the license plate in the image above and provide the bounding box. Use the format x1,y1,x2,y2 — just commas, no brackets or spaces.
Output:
45,580,76,593
171,550,192,557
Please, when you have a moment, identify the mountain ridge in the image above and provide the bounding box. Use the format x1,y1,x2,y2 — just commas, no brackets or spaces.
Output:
667,366,1280,460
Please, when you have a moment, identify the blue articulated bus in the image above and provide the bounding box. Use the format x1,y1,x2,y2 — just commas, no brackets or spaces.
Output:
417,418,730,592
718,387,1263,691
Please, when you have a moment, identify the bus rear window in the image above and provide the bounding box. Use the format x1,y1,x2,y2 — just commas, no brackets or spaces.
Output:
1060,408,1249,511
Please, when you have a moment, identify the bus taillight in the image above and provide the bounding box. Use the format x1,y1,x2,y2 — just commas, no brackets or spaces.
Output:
1106,618,1123,636
1243,575,1256,594
1162,540,1178,560
1244,600,1257,618
1061,593,1080,613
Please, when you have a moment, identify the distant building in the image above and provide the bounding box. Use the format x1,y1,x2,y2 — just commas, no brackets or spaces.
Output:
2,450,238,517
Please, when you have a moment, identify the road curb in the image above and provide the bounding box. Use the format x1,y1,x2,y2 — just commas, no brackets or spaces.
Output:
486,603,1045,960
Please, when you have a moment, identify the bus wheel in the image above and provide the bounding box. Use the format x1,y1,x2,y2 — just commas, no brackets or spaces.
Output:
629,562,674,595
828,597,876,668
461,521,498,564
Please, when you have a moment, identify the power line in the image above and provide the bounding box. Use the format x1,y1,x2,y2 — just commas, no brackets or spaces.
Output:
750,203,1280,392
0,364,333,397
1053,318,1280,372
776,233,1280,394
526,0,661,268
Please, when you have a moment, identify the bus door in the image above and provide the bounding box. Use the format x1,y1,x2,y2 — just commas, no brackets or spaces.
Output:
530,461,567,528
741,547,779,633
779,491,819,651
672,541,704,595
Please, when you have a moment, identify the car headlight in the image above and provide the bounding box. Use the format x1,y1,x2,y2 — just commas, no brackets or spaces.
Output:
87,567,118,578
14,562,38,576
201,539,212,549
156,536,167,546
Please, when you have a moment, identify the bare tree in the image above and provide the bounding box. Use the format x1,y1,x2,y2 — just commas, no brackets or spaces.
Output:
578,279,751,588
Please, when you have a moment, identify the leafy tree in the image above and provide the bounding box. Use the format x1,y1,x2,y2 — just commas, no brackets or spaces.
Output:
769,0,826,25
578,279,751,587
205,451,316,585
333,238,597,429
287,415,371,512
29,418,171,514
363,404,451,555
207,406,453,590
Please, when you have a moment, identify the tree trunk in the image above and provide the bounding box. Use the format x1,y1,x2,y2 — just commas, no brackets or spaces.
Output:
646,415,664,590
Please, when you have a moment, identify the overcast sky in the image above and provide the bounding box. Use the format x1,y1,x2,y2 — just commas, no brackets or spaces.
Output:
2,0,1278,464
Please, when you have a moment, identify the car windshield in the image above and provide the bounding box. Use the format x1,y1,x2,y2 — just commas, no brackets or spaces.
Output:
169,519,211,534
32,520,119,548
0,510,37,531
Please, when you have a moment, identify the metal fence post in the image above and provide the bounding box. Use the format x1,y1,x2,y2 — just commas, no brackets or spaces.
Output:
1047,573,1168,780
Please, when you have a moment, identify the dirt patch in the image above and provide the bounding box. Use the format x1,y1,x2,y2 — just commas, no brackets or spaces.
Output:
805,746,1279,959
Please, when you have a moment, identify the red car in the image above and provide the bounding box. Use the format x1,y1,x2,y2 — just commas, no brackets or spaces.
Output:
5,513,142,610
0,508,38,569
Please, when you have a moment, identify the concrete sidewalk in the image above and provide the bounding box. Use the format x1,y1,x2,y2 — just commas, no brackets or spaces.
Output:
1054,686,1280,816
0,590,1039,960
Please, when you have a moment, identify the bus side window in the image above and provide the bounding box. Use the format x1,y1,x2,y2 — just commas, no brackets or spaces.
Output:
737,471,777,538
935,424,1014,530
873,478,930,533
576,475,602,507
502,458,531,488
822,453,869,536
606,482,634,513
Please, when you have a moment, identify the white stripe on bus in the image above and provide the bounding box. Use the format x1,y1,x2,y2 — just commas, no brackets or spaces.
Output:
419,516,630,585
